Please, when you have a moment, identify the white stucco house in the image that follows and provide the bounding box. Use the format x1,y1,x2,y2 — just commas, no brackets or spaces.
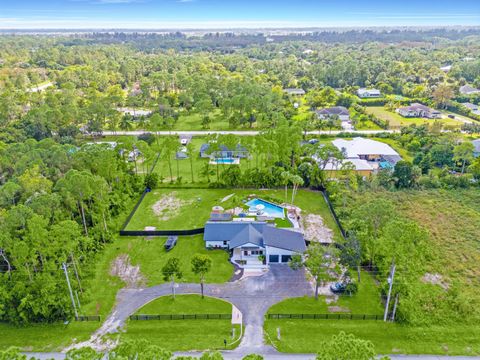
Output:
357,88,381,98
204,221,306,268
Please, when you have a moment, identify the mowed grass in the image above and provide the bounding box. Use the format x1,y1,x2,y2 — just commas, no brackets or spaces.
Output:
125,188,342,242
118,235,233,286
264,320,480,355
0,322,99,352
122,295,237,351
365,106,462,129
267,271,383,315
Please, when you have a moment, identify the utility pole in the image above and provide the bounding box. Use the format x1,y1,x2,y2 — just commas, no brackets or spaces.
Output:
383,260,396,322
62,263,78,319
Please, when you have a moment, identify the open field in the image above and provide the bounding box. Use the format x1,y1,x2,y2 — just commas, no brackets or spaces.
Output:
121,295,237,351
365,106,463,128
346,189,480,302
125,188,343,242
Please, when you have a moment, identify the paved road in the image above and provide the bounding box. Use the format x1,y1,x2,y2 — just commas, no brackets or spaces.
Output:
101,129,397,137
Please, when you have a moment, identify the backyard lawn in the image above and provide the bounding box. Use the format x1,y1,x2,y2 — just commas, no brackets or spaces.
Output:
124,188,343,242
121,295,238,351
365,106,463,129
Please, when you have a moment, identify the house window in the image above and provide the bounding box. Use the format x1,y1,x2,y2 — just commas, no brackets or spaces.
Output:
244,250,248,256
250,250,263,255
223,241,228,246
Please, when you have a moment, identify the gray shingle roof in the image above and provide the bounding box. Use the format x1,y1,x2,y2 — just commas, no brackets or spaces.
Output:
263,226,306,252
204,221,306,252
316,106,349,116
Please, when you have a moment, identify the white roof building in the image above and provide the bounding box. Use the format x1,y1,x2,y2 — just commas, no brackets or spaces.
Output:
323,158,374,172
332,138,399,159
357,88,381,98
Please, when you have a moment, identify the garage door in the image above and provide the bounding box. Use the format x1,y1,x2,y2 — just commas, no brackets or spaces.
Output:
269,255,279,263
281,255,292,263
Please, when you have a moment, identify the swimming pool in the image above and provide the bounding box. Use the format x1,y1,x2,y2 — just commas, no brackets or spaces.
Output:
245,198,285,218
210,157,239,164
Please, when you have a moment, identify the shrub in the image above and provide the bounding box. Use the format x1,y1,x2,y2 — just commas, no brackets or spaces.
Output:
144,173,159,189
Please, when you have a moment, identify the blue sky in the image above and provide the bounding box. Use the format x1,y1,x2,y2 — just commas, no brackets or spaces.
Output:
0,0,479,29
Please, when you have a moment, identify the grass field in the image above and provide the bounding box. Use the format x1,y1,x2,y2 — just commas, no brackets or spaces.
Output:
121,295,237,351
346,189,480,302
264,320,480,355
125,188,343,242
0,322,99,352
365,106,462,128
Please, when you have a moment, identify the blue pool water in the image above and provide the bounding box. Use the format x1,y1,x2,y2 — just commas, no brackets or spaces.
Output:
213,158,235,164
245,198,285,218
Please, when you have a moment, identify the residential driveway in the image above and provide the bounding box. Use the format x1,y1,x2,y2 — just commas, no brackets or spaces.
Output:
67,265,312,353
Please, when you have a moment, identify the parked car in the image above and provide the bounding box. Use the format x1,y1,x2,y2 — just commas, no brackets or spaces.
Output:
330,282,347,293
308,138,319,145
164,236,178,251
448,114,455,119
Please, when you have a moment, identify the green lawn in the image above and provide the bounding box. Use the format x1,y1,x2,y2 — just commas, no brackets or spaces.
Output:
267,271,382,315
264,320,480,355
0,322,99,352
117,235,233,286
122,295,238,351
365,106,462,129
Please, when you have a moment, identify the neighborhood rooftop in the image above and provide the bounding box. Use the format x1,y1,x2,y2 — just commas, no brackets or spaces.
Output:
332,137,400,158
315,106,349,116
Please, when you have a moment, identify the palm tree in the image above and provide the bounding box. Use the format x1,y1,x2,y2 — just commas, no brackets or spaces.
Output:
281,171,292,204
291,175,304,205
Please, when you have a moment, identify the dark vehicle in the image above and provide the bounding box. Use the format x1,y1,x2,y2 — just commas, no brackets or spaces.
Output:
330,282,347,293
308,139,319,145
164,236,178,251
448,114,455,119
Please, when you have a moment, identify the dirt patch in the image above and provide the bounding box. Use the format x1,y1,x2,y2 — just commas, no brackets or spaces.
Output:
110,254,146,288
151,192,191,221
422,272,449,290
328,306,350,313
221,193,235,203
303,214,334,243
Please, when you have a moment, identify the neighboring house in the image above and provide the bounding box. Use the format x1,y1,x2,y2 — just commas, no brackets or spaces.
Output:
462,102,480,115
323,158,374,177
204,221,306,267
284,88,306,96
117,108,153,118
440,65,452,73
331,137,402,169
473,139,480,158
397,103,441,119
357,88,381,98
459,85,480,95
316,106,350,122
200,143,249,159
316,106,352,130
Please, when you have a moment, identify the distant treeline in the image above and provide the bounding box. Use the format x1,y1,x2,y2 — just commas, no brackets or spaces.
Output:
6,28,478,50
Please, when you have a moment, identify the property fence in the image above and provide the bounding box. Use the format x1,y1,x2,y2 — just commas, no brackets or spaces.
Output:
267,313,383,321
321,190,347,240
75,315,101,322
120,228,205,237
129,314,231,321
